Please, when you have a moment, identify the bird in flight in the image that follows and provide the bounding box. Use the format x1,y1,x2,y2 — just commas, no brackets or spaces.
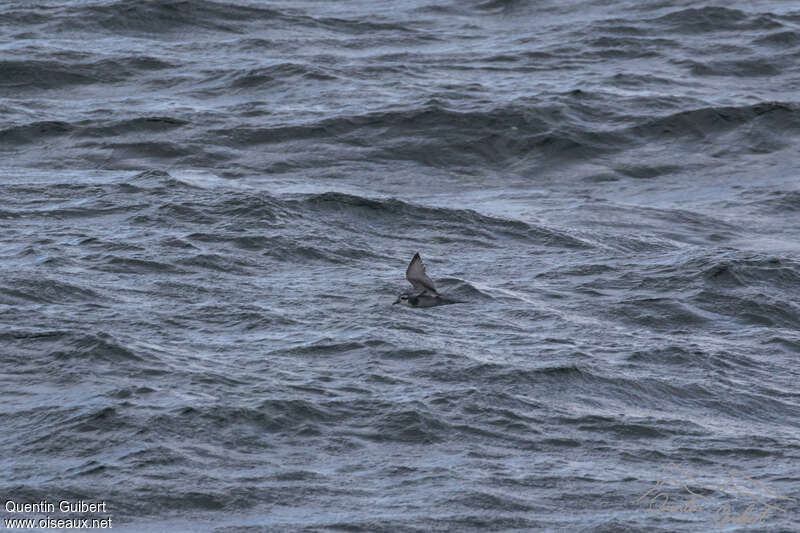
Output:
393,252,462,308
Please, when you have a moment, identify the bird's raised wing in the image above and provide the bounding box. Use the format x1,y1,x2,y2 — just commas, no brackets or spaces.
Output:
406,252,437,294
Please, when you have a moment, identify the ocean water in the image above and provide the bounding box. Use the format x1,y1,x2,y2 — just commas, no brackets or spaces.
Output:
2,1,800,531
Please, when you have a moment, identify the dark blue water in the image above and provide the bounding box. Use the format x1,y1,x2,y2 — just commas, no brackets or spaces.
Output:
2,1,799,531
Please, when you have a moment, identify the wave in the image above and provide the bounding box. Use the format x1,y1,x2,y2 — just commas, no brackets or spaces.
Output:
680,58,782,77
630,101,800,141
12,0,422,40
0,278,104,305
78,116,188,137
652,7,782,33
48,332,151,363
4,98,798,173
63,0,286,36
754,30,800,47
0,121,75,145
748,190,800,213
203,100,800,169
293,191,592,249
593,249,800,329
367,409,450,443
228,63,338,89
206,101,617,166
155,399,341,437
0,56,173,92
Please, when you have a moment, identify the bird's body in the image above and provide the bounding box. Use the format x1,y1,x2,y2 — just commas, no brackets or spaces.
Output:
393,252,462,308
397,292,461,308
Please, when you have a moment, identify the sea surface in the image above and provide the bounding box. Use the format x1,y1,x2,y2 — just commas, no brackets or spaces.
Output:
2,1,800,531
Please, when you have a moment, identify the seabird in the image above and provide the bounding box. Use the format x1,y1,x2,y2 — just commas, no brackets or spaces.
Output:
393,252,462,308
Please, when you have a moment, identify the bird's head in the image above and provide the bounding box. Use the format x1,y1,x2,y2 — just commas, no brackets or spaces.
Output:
393,294,410,306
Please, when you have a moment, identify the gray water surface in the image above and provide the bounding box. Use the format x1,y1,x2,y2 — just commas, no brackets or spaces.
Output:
2,1,800,531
